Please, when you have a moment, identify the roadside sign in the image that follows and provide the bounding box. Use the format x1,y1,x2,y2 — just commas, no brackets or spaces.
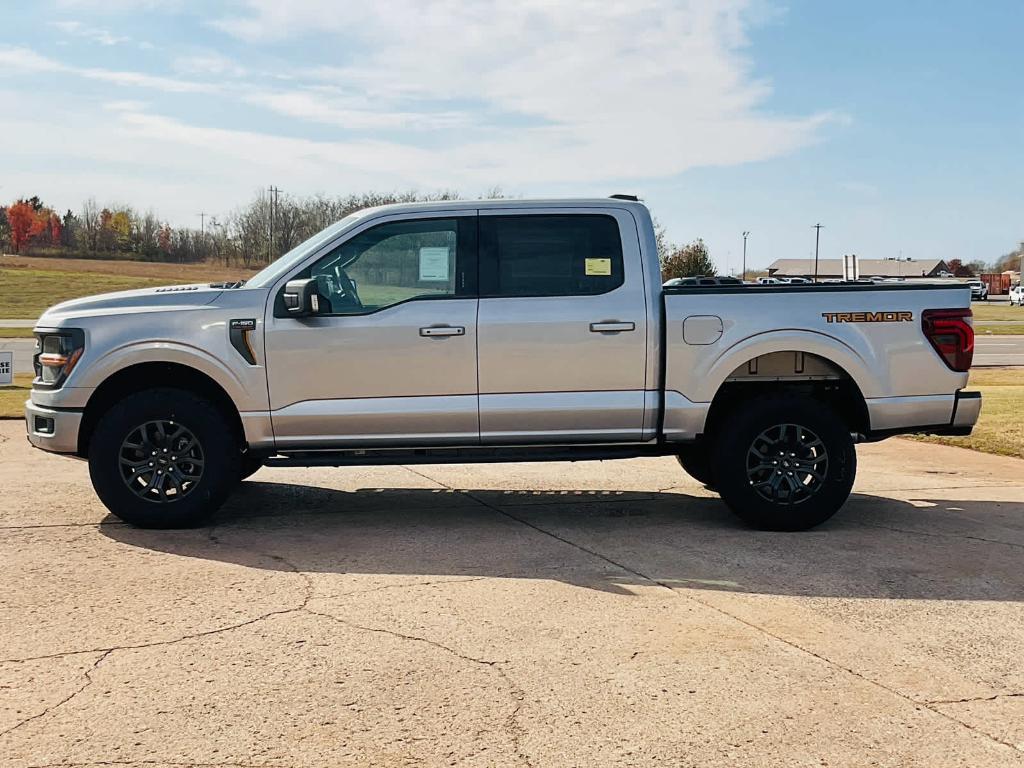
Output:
0,351,12,385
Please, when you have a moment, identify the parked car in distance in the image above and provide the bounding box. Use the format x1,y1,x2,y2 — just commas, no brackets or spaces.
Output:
1010,283,1023,306
25,196,981,533
966,279,989,301
663,275,743,287
757,277,782,285
782,277,814,285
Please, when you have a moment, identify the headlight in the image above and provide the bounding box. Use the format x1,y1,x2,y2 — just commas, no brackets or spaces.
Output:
33,329,85,389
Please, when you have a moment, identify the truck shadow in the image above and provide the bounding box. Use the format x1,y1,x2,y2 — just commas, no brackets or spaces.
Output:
101,481,1024,601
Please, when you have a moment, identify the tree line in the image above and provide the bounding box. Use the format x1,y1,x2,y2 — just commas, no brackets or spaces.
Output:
0,190,478,269
2,192,1017,280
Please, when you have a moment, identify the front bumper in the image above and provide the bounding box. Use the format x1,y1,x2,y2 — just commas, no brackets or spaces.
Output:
25,399,83,454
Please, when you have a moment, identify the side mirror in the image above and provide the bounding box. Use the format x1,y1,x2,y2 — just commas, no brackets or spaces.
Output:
282,279,320,317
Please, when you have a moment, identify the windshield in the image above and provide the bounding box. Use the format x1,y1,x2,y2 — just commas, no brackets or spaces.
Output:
245,213,364,289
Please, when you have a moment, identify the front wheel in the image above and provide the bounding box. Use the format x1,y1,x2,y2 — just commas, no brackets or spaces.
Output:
712,395,856,531
676,441,716,489
239,454,264,481
88,388,240,528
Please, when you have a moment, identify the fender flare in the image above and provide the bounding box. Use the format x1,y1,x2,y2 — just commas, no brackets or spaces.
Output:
79,340,249,407
689,329,881,403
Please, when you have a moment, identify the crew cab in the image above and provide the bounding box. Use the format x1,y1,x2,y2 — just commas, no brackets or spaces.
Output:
25,198,981,531
967,279,989,301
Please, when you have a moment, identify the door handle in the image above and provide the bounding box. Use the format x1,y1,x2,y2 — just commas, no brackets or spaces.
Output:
589,321,636,333
420,325,465,337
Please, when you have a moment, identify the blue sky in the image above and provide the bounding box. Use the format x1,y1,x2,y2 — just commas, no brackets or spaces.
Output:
1,0,1021,272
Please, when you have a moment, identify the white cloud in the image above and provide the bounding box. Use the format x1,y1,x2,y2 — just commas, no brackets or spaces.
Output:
54,0,184,9
0,1,839,225
205,0,835,182
241,89,471,131
50,20,130,46
0,46,216,93
172,52,248,78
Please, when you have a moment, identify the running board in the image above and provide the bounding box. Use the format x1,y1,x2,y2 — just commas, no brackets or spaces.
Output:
263,443,678,468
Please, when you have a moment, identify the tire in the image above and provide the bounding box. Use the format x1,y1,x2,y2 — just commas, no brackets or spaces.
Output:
711,394,856,531
88,388,240,528
676,441,716,488
239,454,264,481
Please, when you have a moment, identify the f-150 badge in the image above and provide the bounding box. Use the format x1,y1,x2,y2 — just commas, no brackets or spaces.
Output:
822,311,913,323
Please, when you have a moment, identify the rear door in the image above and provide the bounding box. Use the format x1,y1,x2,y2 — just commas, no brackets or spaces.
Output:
476,208,649,443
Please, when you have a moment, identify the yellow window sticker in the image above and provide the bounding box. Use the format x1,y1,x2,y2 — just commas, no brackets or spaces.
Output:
585,258,612,276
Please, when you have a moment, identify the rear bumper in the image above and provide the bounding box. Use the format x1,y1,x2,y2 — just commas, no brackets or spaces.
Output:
24,399,83,454
947,390,982,433
863,390,981,441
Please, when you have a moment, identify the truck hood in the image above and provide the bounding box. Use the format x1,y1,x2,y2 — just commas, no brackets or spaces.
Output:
37,284,225,327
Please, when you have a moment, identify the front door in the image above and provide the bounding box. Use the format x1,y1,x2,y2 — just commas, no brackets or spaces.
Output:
476,209,649,443
264,213,479,448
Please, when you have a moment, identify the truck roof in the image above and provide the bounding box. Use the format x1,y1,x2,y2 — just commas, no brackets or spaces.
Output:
357,197,650,217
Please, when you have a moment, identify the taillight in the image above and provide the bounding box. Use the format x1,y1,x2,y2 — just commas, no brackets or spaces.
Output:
922,308,974,372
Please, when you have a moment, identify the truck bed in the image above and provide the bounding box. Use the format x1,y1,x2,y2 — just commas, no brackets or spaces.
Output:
660,282,973,439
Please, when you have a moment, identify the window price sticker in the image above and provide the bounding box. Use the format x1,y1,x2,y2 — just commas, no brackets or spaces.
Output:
419,247,451,282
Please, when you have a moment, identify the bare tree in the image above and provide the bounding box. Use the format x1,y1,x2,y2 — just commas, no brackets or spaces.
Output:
80,198,99,253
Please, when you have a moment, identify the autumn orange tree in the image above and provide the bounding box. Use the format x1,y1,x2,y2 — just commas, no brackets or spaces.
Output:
6,201,32,252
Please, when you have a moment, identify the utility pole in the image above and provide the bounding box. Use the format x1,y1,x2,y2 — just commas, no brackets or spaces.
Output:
267,185,282,262
813,223,824,282
742,231,750,281
197,212,208,238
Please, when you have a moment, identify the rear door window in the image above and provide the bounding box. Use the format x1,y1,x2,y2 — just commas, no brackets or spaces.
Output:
479,214,624,297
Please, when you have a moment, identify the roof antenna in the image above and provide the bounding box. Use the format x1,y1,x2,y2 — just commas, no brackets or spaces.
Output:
609,194,639,201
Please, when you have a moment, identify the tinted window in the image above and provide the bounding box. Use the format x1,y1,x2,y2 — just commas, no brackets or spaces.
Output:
298,218,472,315
480,215,624,297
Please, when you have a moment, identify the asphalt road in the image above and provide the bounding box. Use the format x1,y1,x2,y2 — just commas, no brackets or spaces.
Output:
974,335,1024,366
2,422,1024,766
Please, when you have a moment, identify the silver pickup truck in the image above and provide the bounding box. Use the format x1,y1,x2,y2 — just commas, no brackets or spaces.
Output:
25,197,980,531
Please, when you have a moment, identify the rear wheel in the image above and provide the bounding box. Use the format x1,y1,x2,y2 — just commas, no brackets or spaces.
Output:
712,395,856,531
88,388,240,528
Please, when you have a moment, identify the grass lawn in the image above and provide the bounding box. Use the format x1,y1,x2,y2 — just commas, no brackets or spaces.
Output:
972,303,1024,322
0,268,167,318
0,328,34,338
0,374,31,420
912,367,1024,459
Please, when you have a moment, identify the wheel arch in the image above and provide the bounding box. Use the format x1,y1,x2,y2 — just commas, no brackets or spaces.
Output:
78,361,244,457
702,350,870,439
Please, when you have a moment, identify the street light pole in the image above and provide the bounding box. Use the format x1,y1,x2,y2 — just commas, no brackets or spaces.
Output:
742,231,750,281
813,223,824,282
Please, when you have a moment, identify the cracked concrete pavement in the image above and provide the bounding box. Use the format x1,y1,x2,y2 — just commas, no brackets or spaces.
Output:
2,420,1024,766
